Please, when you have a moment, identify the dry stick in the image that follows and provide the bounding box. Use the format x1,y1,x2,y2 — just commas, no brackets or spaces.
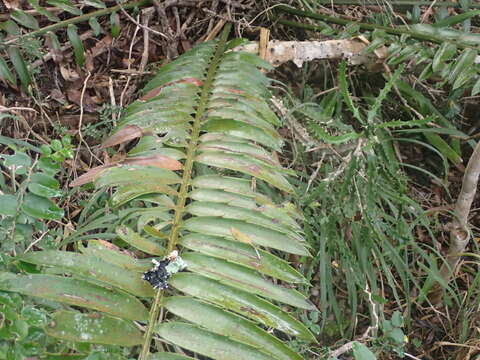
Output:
431,141,480,304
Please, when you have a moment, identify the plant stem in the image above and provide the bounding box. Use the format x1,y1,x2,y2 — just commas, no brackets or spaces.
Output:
310,0,480,7
431,141,480,304
275,6,476,49
138,22,232,360
5,0,151,45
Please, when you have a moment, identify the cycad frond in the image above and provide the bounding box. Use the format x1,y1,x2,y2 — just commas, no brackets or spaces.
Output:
0,25,315,360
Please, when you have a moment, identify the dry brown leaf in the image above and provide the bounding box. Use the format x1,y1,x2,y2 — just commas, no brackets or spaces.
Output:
101,125,144,148
139,77,203,101
69,165,110,187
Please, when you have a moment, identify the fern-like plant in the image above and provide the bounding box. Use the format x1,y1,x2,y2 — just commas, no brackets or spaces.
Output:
0,24,316,359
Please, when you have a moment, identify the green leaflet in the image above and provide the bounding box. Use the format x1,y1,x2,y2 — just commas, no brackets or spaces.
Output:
116,225,165,256
19,250,154,297
169,273,316,342
180,234,306,283
162,297,303,360
182,253,314,309
156,322,274,360
182,217,309,256
46,310,143,345
0,272,148,321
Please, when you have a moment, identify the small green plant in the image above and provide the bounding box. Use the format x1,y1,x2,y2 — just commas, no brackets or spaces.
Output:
0,135,73,253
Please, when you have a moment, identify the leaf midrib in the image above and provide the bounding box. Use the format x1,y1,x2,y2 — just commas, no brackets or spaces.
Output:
138,23,232,360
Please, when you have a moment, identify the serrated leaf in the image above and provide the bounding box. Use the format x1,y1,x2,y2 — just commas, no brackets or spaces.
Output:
22,193,64,220
46,310,143,345
10,9,39,30
163,297,303,360
67,24,85,67
0,272,148,320
170,273,316,342
7,47,31,89
19,250,154,297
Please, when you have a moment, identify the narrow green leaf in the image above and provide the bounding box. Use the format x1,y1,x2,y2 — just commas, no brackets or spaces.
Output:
28,0,60,22
202,118,282,151
448,48,477,84
10,9,39,30
116,225,165,255
163,297,303,360
7,46,31,89
424,133,462,165
22,193,63,220
472,77,480,96
156,322,279,360
432,42,457,72
0,272,148,320
0,56,16,86
19,250,154,297
88,16,102,36
433,9,480,28
180,234,306,283
80,239,150,272
67,24,85,67
46,310,143,345
110,11,120,38
149,354,195,360
182,217,309,256
452,67,476,90
46,0,82,15
186,201,301,239
94,165,181,188
196,152,293,193
170,273,316,342
111,183,177,208
339,61,362,123
83,0,106,8
182,253,314,309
